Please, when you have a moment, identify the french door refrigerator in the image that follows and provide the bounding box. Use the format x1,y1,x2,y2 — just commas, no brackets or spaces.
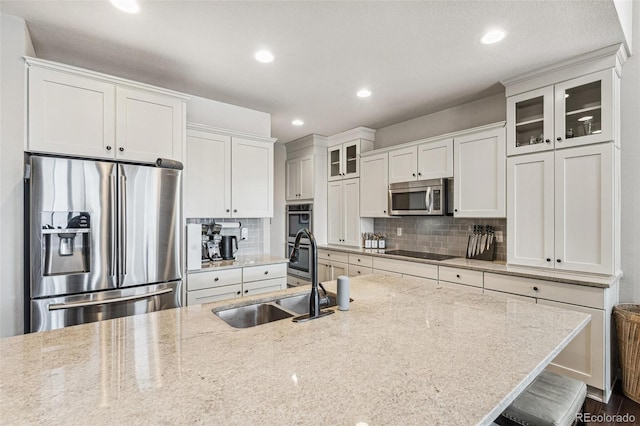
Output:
26,155,182,332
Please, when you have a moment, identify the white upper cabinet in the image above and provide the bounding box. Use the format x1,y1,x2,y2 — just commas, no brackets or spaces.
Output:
328,139,373,181
28,66,116,159
26,58,187,163
388,138,453,184
507,144,616,275
185,125,275,219
360,152,389,218
231,137,274,218
507,68,617,156
115,87,183,163
185,130,231,218
327,178,362,246
286,154,313,201
453,126,506,218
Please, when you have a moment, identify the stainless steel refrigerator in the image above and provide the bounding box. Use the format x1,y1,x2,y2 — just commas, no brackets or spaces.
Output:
26,155,182,332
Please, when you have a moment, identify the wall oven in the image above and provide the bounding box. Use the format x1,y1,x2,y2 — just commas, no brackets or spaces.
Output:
286,204,313,242
389,178,452,216
287,242,311,280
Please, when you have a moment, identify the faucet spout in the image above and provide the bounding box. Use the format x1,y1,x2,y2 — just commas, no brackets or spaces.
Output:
290,228,334,322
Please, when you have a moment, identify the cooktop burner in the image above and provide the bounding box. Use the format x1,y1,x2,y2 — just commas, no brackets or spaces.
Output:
383,250,457,261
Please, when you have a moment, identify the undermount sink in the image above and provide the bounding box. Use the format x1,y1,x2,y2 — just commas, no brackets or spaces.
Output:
275,293,336,315
214,303,293,329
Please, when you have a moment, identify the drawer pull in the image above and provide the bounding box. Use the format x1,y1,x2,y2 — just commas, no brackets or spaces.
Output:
244,290,248,294
357,259,361,262
456,274,460,278
533,286,539,291
214,277,219,282
236,291,241,295
264,271,269,275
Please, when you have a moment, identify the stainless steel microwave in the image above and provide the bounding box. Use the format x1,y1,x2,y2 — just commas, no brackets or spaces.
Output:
388,178,452,216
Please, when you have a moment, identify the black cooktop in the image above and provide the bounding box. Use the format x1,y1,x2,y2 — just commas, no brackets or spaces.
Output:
383,250,457,261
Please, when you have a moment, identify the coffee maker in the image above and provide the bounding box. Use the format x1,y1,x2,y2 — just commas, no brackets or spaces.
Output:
201,224,223,262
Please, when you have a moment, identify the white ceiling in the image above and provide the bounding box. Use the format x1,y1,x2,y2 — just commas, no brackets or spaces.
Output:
0,1,626,143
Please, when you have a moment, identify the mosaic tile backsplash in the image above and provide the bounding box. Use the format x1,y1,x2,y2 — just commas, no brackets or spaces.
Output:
374,217,507,261
186,218,264,256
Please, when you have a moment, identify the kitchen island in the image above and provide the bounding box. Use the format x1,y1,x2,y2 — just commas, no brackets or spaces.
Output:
0,274,589,425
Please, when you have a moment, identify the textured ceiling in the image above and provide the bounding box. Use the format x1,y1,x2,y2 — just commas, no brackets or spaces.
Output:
0,1,626,143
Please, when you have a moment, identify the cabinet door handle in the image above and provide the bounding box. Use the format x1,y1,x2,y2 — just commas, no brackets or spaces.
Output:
234,209,237,213
244,289,249,294
418,172,422,177
236,291,241,295
546,258,551,262
119,147,124,152
226,209,230,213
545,139,551,143
106,146,112,151
412,173,416,177
383,210,387,214
533,286,539,291
454,209,458,212
556,259,562,263
556,137,562,142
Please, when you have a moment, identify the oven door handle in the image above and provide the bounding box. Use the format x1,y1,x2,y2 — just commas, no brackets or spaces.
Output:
48,288,173,311
426,187,432,213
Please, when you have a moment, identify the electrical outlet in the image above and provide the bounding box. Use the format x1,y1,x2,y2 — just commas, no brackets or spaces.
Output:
495,231,503,243
397,227,402,236
241,228,249,240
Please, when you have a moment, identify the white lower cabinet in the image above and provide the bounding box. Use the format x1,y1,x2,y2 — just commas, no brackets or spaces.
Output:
484,272,616,402
186,263,287,306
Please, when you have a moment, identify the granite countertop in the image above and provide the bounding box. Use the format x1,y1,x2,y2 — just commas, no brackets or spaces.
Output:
318,244,620,288
0,275,589,425
189,254,289,273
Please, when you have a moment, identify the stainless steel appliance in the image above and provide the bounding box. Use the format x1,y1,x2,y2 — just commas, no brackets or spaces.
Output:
382,249,457,261
26,155,183,332
388,178,453,216
286,204,313,282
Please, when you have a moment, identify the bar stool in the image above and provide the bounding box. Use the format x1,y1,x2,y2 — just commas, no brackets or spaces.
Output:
500,370,587,426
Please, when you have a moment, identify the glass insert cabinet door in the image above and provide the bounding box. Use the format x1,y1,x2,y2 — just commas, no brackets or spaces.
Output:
328,146,342,180
554,69,614,149
327,140,361,181
507,86,555,156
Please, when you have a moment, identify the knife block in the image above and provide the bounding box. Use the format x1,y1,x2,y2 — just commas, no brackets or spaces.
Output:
465,235,496,261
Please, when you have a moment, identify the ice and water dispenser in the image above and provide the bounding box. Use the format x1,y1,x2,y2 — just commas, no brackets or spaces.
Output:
41,212,91,276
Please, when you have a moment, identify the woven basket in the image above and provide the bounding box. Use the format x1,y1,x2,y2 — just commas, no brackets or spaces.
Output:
614,304,640,403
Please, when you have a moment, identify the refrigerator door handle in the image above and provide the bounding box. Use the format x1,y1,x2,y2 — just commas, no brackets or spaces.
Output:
48,288,173,311
109,175,117,277
119,175,127,276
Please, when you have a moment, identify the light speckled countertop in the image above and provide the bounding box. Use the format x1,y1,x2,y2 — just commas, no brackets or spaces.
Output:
189,254,288,273
319,244,620,288
0,275,589,425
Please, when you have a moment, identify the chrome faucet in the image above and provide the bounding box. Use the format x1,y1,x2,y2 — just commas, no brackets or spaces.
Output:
289,228,334,322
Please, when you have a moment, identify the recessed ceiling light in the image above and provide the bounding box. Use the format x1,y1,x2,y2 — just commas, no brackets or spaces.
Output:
292,119,304,126
110,0,140,14
255,50,274,63
481,30,506,44
357,89,372,98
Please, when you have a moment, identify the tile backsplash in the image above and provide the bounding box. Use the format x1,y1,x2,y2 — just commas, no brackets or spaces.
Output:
186,218,264,256
374,217,507,261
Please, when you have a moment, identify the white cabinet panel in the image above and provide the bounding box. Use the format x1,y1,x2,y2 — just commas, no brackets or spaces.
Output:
330,262,348,279
438,266,483,288
243,278,286,296
299,155,314,199
187,284,242,305
185,131,231,218
285,158,300,201
388,146,417,183
328,140,365,181
507,152,555,268
348,265,373,277
327,181,343,245
286,154,314,201
116,87,183,163
417,138,453,179
232,137,274,218
360,153,389,217
453,127,506,218
187,268,242,291
343,179,361,247
243,263,287,282
28,67,116,159
538,299,605,390
554,144,613,274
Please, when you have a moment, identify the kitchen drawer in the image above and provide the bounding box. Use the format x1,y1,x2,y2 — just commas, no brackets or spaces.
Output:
348,254,373,268
187,268,242,291
483,289,536,303
438,266,483,288
243,277,286,295
438,280,483,294
243,263,287,283
348,264,373,277
287,275,310,287
318,249,349,264
484,273,604,309
187,284,242,305
373,258,438,280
